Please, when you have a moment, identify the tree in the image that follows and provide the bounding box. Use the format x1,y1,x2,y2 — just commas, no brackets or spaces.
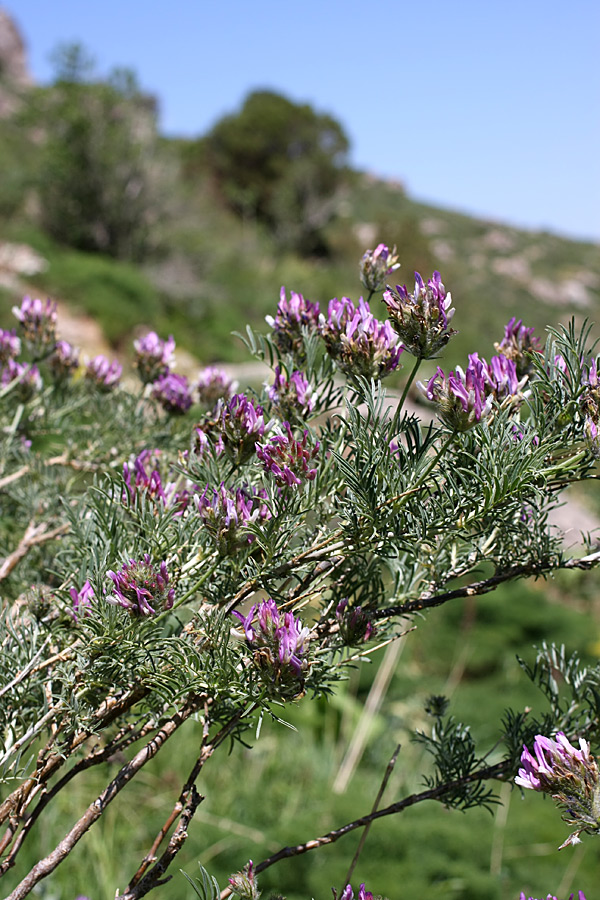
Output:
203,90,351,254
31,44,161,261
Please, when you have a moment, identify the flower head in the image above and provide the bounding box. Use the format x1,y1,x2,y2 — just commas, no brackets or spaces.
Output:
0,328,21,365
69,581,94,622
495,317,541,378
228,860,260,900
359,243,400,293
419,354,494,431
257,422,319,488
107,555,175,616
196,365,237,409
49,341,80,383
267,366,314,421
151,372,193,414
217,393,269,465
516,732,600,848
266,286,320,361
123,449,192,513
382,270,455,359
320,296,403,380
133,331,175,384
12,296,57,357
197,483,271,555
333,884,374,900
1,360,42,401
336,599,376,645
85,355,122,391
233,599,310,695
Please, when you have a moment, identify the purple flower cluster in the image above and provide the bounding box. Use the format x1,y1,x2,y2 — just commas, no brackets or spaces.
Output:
85,355,122,392
335,599,375,645
516,732,600,848
420,347,526,431
519,894,586,900
197,482,271,555
107,554,175,616
320,296,403,380
334,884,373,900
228,860,259,900
233,599,310,684
1,360,42,401
257,422,319,487
199,393,268,465
69,581,94,622
580,358,600,456
267,366,314,421
151,372,193,414
196,365,237,409
265,286,321,360
12,296,58,357
495,316,541,378
419,354,494,432
359,242,400,293
0,328,21,365
49,340,80,383
133,331,176,384
123,449,192,513
382,270,455,360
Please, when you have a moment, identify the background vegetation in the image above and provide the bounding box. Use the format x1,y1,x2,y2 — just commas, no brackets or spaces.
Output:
1,45,600,900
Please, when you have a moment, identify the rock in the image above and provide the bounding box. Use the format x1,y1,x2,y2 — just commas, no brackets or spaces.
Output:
0,7,33,118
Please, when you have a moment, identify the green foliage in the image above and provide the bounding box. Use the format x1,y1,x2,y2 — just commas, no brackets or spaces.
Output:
25,43,163,261
202,90,351,254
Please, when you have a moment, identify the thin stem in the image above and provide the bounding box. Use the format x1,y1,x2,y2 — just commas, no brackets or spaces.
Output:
341,744,401,890
392,355,422,430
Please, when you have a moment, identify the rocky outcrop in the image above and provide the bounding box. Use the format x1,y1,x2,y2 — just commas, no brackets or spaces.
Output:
0,7,33,118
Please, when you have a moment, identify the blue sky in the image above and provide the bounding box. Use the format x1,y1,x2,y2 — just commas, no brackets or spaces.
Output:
6,0,600,242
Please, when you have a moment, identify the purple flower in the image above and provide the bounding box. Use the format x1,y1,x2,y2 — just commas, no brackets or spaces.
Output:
334,884,374,900
382,270,456,359
12,295,58,357
233,599,310,689
0,328,21,365
267,366,314,420
133,331,176,384
265,286,321,361
485,352,525,400
107,555,175,616
519,894,586,900
580,358,600,455
360,243,400,293
320,296,403,379
85,355,122,391
228,860,259,900
123,449,192,513
49,340,80,383
419,354,494,431
204,393,268,465
196,365,237,409
1,359,42,400
69,581,94,622
151,372,193,414
336,599,375,645
257,422,319,488
495,317,541,378
197,483,271,555
516,733,600,848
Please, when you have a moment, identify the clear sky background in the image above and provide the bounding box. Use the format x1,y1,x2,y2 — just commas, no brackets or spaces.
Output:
5,0,600,242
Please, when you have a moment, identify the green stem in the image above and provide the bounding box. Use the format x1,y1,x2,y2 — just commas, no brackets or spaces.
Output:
392,356,422,431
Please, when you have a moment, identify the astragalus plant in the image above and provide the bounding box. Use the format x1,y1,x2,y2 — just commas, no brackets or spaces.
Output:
2,247,600,900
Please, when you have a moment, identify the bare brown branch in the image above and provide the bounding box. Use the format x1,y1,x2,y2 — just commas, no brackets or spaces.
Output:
0,521,69,582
